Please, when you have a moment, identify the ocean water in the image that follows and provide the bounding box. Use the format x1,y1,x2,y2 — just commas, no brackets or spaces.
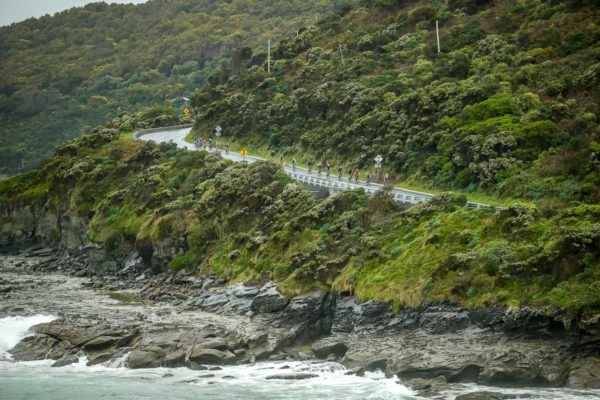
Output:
1,315,600,400
0,315,415,400
0,315,56,360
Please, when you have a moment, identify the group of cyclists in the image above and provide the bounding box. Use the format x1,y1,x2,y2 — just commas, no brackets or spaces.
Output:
195,139,390,186
296,157,390,185
194,137,229,154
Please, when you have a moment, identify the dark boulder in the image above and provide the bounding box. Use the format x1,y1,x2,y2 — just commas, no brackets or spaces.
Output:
418,302,471,333
312,339,348,360
265,373,319,380
51,354,79,367
87,352,114,366
127,348,166,369
162,350,186,368
188,348,237,365
455,391,506,400
193,337,228,351
82,336,118,351
250,282,288,313
9,334,58,361
284,289,328,323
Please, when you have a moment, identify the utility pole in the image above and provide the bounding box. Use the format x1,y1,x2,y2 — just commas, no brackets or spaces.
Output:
436,20,441,53
338,43,345,67
267,39,271,73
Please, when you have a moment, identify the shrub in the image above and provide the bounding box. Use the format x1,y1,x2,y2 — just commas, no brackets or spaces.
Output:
168,253,199,273
408,6,437,25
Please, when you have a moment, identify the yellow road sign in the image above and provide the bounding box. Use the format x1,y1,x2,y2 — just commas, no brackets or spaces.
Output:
183,107,190,115
240,149,248,156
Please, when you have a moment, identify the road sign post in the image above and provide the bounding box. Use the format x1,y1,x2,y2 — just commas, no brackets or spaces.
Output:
374,154,383,182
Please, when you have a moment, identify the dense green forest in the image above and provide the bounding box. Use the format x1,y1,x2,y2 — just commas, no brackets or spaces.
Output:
191,0,600,207
0,0,354,175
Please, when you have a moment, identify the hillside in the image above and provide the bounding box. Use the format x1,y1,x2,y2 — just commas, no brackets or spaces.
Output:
0,0,599,315
0,0,354,175
1,111,599,315
191,0,600,208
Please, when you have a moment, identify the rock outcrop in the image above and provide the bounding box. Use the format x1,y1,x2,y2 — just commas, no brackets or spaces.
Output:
4,252,600,395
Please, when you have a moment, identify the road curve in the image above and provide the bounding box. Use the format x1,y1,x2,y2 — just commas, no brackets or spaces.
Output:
136,126,497,210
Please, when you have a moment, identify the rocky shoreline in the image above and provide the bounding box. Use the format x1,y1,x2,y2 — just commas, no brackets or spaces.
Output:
1,248,600,398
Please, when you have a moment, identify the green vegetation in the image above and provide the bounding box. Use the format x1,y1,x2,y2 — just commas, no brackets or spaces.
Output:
1,114,599,315
191,0,600,207
0,0,355,175
1,0,599,316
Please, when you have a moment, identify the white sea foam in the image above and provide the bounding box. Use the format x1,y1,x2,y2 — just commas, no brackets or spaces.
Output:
0,314,57,360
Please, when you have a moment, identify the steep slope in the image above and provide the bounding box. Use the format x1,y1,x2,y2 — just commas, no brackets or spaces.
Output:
191,0,600,206
1,113,599,315
0,0,354,175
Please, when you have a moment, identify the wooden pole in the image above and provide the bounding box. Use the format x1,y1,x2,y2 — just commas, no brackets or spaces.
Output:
267,39,271,73
436,20,441,53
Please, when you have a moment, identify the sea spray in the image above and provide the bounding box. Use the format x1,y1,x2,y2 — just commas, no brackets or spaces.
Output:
0,315,56,360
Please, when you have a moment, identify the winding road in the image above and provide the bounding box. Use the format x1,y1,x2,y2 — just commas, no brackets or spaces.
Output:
136,125,497,210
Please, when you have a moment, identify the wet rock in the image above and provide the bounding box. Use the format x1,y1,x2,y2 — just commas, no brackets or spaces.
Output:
402,376,448,398
418,302,471,333
265,373,319,380
502,307,565,335
345,367,364,376
162,350,186,368
52,354,79,367
567,356,600,389
185,361,208,370
233,348,248,363
455,391,505,400
120,251,144,275
312,339,348,360
284,289,328,323
199,292,229,311
87,352,114,366
188,348,236,365
127,348,166,369
364,358,387,372
9,334,58,361
332,298,392,333
193,337,228,351
252,345,274,361
83,335,118,351
469,307,506,330
250,282,288,313
201,284,258,314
